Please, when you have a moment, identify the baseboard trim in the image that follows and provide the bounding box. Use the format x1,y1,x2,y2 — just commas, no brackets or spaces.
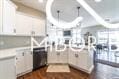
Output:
17,69,33,77
69,64,94,74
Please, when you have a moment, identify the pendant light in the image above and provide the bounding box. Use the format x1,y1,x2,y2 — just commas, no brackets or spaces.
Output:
77,6,80,17
77,6,81,27
56,10,60,34
56,10,60,45
76,6,81,45
57,10,60,22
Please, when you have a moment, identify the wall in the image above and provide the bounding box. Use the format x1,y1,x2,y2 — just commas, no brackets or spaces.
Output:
81,25,106,37
0,36,45,49
0,1,46,50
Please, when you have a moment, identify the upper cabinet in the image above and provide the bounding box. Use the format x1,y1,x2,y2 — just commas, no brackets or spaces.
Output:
32,18,46,36
15,12,46,36
0,0,46,36
2,0,17,35
15,13,33,35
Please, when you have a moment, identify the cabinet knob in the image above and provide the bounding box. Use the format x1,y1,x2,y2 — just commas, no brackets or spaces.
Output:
30,51,33,55
75,54,78,58
57,52,60,56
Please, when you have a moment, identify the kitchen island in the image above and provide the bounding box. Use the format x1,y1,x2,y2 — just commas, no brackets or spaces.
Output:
48,46,94,74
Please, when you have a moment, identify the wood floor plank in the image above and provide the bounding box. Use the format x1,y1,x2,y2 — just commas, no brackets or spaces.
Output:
17,63,119,79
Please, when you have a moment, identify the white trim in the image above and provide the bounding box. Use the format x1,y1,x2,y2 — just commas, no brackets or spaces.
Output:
17,69,33,77
88,65,94,73
8,0,17,9
69,64,94,74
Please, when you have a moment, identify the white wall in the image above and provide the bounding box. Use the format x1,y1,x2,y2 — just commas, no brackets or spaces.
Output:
81,25,106,37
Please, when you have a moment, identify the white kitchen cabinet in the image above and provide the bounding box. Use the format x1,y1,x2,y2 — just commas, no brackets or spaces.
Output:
0,0,3,34
0,57,16,79
48,47,68,64
16,51,26,75
48,47,58,64
25,50,33,72
58,47,68,63
2,0,17,34
15,12,46,36
68,48,94,73
15,13,32,35
77,51,88,71
32,18,46,36
16,49,33,76
68,49,77,66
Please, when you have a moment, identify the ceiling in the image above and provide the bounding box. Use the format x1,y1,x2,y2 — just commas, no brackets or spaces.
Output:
12,0,119,28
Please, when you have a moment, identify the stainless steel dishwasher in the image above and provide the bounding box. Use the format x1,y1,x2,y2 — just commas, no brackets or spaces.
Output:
33,47,47,70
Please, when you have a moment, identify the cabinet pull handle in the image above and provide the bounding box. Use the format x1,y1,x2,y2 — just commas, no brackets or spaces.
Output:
31,51,33,55
22,52,24,56
75,54,78,58
57,52,60,56
13,29,16,33
16,57,18,60
31,31,35,35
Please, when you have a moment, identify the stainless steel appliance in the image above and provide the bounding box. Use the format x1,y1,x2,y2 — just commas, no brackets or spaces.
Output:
33,47,47,70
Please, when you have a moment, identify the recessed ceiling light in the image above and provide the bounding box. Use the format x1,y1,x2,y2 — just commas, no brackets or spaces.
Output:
39,0,43,3
95,0,102,2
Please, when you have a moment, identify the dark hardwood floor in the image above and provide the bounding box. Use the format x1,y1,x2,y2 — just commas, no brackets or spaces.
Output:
18,63,119,79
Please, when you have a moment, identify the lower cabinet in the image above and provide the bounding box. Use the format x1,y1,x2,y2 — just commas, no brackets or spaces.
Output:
68,49,78,66
0,57,16,79
48,47,68,64
48,47,94,73
68,49,94,73
16,49,33,76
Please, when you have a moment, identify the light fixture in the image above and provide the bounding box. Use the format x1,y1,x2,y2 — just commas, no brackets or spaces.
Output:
77,6,80,17
38,0,43,3
95,0,102,2
47,0,119,29
57,10,60,22
76,0,119,28
46,0,83,29
76,6,81,27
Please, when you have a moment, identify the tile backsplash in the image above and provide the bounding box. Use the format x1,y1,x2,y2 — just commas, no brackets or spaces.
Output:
0,35,45,50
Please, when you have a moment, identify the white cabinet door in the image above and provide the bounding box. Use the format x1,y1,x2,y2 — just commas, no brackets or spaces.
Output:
33,18,46,36
25,51,33,71
2,0,16,34
0,0,3,34
48,47,58,64
0,58,16,79
77,52,88,70
15,13,32,35
58,48,68,63
16,49,33,76
68,49,77,66
16,52,25,75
